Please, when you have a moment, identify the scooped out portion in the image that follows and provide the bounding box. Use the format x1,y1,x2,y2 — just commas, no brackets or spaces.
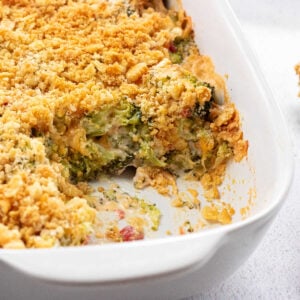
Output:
0,0,247,248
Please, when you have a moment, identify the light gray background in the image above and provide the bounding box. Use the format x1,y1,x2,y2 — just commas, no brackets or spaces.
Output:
190,0,300,299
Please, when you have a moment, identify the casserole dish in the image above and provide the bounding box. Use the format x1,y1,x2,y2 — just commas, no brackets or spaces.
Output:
0,0,293,299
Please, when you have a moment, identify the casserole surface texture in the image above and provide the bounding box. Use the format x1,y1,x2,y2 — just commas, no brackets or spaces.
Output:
0,0,247,248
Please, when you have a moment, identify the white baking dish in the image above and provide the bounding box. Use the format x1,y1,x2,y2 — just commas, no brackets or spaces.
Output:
0,0,293,299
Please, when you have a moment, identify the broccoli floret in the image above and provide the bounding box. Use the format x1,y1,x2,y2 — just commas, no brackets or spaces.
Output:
69,100,141,179
51,99,143,182
170,52,183,64
68,148,135,181
127,106,142,126
82,100,141,137
168,36,191,64
166,150,196,172
138,142,166,168
193,101,212,120
192,82,215,120
186,75,215,97
104,153,134,174
53,115,70,134
82,109,111,137
183,76,216,120
67,141,118,181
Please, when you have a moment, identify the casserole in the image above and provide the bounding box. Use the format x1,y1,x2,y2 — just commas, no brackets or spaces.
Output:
0,0,248,248
0,0,293,299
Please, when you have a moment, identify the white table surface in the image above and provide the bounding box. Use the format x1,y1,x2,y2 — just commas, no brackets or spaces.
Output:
190,0,300,299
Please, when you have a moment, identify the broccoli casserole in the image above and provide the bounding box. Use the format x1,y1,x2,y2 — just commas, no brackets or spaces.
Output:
0,0,248,248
